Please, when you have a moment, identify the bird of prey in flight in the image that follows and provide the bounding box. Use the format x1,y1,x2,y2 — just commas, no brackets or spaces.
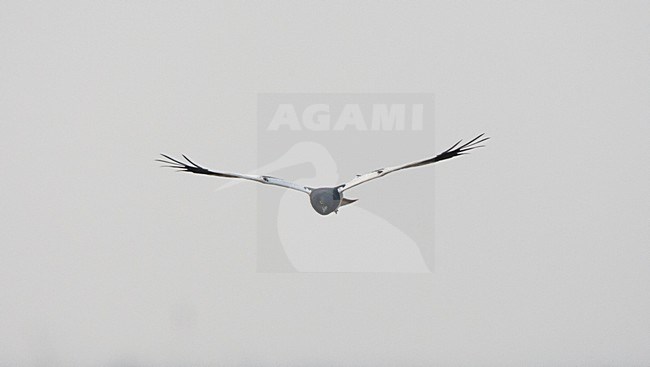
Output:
158,134,488,216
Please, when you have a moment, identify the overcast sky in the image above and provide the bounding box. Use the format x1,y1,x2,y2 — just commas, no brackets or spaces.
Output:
1,1,649,365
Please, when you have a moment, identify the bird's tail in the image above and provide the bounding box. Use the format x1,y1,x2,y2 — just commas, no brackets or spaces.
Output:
341,198,358,207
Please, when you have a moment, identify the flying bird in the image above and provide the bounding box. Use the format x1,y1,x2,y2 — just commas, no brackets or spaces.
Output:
158,134,489,216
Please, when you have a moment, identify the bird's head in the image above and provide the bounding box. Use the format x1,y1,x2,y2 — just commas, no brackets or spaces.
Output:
309,187,342,215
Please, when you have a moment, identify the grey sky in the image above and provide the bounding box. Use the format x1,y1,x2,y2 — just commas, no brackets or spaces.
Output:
1,1,649,365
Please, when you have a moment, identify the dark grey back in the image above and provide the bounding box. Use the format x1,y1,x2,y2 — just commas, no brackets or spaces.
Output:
309,188,342,215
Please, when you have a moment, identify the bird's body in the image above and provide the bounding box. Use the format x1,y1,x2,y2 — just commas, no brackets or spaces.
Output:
308,186,359,215
309,187,342,215
158,134,488,215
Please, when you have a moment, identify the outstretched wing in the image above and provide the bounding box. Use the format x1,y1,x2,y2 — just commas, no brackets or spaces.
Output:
157,154,312,194
339,134,489,193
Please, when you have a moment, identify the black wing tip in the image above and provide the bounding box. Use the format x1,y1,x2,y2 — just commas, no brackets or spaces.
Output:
157,153,207,174
431,133,489,163
158,153,187,166
458,133,490,151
